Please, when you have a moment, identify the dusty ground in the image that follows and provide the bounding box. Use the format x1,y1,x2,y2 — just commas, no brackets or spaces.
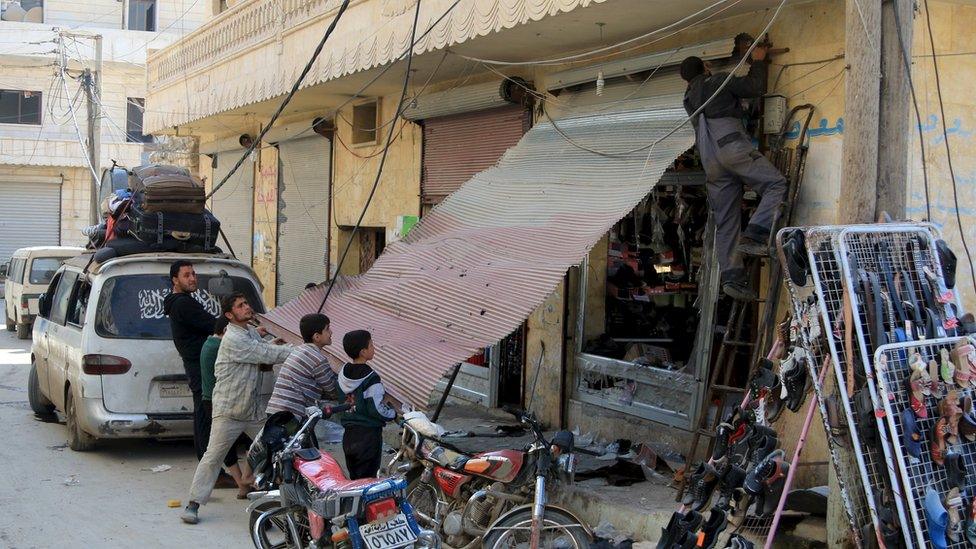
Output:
0,301,253,548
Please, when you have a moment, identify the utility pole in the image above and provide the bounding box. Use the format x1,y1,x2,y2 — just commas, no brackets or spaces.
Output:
838,0,882,225
82,35,103,225
876,0,914,219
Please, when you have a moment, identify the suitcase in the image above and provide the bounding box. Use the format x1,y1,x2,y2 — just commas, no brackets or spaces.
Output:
128,164,190,191
127,208,221,250
140,174,206,214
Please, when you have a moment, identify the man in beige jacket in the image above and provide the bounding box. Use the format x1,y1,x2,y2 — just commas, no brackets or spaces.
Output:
181,292,292,524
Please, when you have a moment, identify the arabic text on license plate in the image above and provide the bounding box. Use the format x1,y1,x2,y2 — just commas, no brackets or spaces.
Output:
359,514,417,549
159,383,192,398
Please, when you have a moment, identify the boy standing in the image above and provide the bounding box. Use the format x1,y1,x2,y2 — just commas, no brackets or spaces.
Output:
199,316,253,498
266,313,339,419
338,330,396,479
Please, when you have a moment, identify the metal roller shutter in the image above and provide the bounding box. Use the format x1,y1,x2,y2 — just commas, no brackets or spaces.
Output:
422,104,529,204
277,136,331,305
210,149,254,265
0,179,61,264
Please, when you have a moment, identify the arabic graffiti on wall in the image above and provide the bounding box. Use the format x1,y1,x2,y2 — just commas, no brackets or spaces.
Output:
784,114,975,145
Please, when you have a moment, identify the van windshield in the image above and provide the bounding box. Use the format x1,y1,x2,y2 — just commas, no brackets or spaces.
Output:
29,257,68,285
94,274,263,339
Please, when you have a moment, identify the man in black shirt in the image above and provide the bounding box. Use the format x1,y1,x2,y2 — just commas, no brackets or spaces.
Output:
163,260,215,460
681,45,787,301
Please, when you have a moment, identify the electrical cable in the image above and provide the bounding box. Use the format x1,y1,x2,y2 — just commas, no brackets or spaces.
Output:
635,0,787,178
890,2,931,221
921,0,976,297
450,0,736,66
785,66,847,99
56,37,101,184
316,0,423,314
205,0,351,200
540,0,788,159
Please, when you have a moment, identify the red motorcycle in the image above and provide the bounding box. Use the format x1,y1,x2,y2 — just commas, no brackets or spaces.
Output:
387,407,590,549
246,404,440,549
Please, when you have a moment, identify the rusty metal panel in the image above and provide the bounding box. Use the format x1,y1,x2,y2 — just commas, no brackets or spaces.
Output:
261,82,695,409
421,105,529,204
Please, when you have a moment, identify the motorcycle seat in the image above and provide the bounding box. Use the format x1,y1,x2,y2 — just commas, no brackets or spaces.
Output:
297,452,378,492
417,437,523,483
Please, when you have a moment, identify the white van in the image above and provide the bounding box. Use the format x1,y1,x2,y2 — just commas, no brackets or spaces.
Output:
4,246,85,339
30,252,268,451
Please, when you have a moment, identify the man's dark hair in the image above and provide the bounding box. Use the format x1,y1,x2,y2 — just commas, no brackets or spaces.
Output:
305,282,317,290
214,315,230,336
300,313,330,343
680,56,705,82
343,330,372,360
221,292,246,315
734,33,755,48
170,260,193,282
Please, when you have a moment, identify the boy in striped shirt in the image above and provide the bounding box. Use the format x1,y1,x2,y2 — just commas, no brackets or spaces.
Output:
266,313,339,419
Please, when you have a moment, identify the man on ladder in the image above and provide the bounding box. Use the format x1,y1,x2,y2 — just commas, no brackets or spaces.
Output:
680,41,787,302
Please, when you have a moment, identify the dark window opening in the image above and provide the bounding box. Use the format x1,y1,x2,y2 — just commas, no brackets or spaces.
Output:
126,98,152,143
351,101,378,145
0,90,41,125
128,0,156,31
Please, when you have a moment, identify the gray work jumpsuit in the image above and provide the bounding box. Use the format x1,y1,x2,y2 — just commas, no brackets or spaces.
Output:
684,62,787,282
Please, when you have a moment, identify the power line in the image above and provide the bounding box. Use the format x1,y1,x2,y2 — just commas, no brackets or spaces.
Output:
55,35,100,184
205,0,352,199
890,3,931,221
316,0,423,314
921,0,976,297
450,0,737,66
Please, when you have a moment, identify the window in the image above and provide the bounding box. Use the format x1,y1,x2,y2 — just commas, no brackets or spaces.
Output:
126,98,152,143
351,101,379,145
95,274,263,339
128,0,156,31
49,271,78,325
66,281,91,327
29,257,65,285
10,259,27,284
0,90,41,125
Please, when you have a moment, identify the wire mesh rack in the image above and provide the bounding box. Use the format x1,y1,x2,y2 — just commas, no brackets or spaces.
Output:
777,226,868,546
874,337,972,549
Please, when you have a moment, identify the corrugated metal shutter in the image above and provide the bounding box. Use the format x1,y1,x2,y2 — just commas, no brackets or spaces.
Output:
210,149,254,265
277,137,331,305
0,179,60,263
422,104,529,204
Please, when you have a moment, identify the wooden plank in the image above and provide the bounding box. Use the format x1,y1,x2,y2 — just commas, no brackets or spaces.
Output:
839,0,882,224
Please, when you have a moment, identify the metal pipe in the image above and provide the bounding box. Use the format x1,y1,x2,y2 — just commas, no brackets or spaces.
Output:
432,363,462,422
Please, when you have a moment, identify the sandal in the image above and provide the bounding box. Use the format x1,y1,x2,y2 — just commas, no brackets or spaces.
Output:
966,495,976,546
946,487,964,543
930,359,946,399
945,452,968,492
900,408,923,462
925,488,949,549
907,368,929,419
932,417,949,466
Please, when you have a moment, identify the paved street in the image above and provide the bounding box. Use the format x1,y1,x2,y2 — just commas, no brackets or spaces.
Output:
0,302,250,548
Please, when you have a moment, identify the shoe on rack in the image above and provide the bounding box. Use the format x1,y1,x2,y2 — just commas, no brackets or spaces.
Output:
925,488,949,549
947,488,965,543
781,229,809,286
711,422,736,462
725,533,755,549
744,449,786,496
687,462,722,512
760,453,789,516
900,408,923,463
696,508,729,549
714,465,747,511
782,360,809,412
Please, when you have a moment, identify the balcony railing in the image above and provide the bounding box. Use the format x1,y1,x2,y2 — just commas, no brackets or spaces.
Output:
149,0,346,87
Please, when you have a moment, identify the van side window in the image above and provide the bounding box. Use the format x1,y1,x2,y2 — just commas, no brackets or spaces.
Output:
49,271,79,326
29,258,65,285
66,281,91,327
11,259,26,284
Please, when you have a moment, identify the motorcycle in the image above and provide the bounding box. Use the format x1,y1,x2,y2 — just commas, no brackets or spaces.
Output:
387,407,591,549
245,403,440,549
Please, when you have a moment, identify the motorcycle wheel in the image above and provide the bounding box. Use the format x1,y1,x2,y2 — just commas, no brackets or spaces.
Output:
481,507,590,549
406,478,441,529
249,502,306,549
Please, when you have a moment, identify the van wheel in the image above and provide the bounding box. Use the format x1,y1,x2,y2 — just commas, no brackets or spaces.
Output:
28,363,57,421
16,322,30,340
65,390,96,451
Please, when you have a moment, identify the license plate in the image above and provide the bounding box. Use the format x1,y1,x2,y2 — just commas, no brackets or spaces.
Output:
159,383,192,398
359,513,417,549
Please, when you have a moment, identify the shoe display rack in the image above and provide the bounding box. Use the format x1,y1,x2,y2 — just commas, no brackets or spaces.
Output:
777,222,966,548
874,337,976,548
